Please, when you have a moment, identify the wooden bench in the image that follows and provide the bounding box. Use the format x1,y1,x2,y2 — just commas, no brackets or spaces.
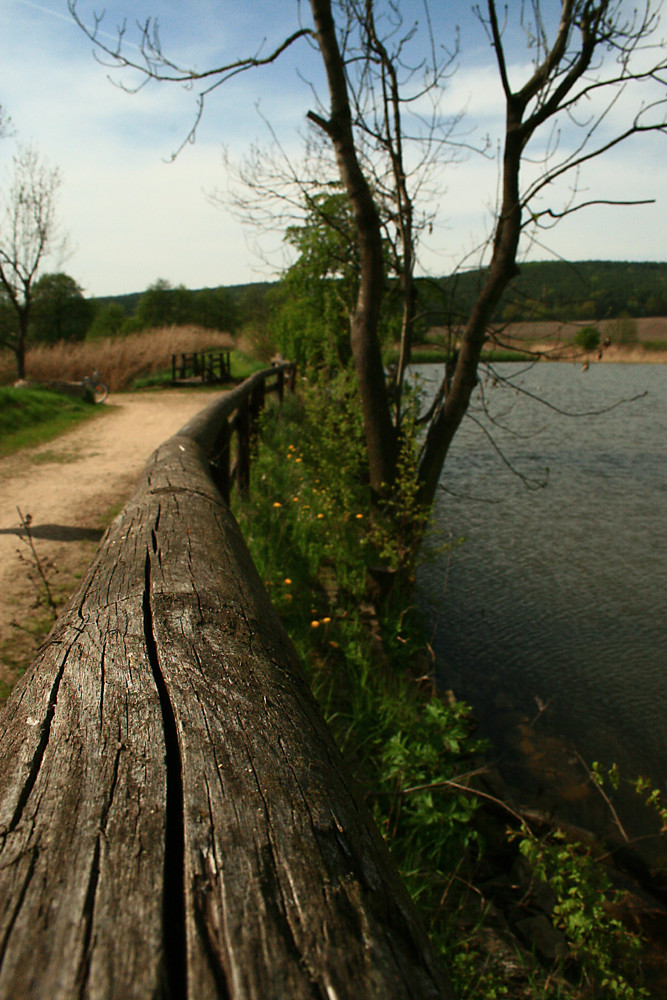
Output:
0,364,452,999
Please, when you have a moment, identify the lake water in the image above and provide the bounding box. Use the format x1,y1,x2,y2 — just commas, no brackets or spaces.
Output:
416,362,667,848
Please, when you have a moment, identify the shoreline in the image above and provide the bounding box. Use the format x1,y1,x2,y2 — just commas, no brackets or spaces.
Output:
411,343,667,364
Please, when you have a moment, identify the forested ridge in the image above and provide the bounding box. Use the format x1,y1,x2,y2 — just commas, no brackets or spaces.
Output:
93,261,667,332
421,260,667,326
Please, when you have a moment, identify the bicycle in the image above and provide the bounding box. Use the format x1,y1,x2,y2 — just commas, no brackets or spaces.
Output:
81,371,109,404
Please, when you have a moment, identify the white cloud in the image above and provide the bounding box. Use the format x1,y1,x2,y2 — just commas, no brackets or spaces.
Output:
1,0,664,299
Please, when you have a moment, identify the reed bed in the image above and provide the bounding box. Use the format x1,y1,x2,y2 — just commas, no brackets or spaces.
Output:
0,326,236,392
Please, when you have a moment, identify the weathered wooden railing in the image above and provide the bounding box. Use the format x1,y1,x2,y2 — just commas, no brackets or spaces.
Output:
0,364,452,999
171,349,232,385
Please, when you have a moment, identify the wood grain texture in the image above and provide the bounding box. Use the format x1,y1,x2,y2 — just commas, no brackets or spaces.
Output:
0,377,452,1000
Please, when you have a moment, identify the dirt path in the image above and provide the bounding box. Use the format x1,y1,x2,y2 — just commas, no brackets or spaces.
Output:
0,389,217,695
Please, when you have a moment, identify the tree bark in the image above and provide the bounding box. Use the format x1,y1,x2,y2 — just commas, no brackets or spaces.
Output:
309,0,397,494
417,103,525,509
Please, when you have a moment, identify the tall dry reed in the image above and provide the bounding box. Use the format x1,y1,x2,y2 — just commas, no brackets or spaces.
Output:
0,326,236,391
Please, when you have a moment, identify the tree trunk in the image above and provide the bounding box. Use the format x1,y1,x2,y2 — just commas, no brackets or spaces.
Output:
15,310,28,380
309,0,397,494
417,105,526,509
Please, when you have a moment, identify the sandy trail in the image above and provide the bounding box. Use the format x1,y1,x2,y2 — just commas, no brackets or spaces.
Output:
0,389,217,692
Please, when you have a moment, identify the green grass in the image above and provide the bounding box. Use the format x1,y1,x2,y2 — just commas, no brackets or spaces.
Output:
641,340,667,352
0,386,103,458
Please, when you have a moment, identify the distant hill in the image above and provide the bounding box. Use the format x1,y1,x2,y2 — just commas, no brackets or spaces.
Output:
92,262,667,325
92,282,275,316
418,260,667,326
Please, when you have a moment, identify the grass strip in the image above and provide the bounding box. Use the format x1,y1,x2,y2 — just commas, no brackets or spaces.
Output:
0,387,104,458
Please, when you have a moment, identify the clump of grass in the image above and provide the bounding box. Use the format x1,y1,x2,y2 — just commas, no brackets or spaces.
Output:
0,386,103,457
0,326,236,392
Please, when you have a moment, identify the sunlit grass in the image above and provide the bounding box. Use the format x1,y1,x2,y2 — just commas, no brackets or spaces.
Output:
0,386,105,458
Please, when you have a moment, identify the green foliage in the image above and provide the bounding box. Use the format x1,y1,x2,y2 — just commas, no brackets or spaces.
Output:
134,278,193,328
0,294,15,344
273,189,403,365
232,371,486,972
232,372,656,1000
421,261,667,327
574,325,601,351
516,829,648,998
30,272,92,343
87,301,128,339
273,191,356,365
132,279,237,333
191,285,237,332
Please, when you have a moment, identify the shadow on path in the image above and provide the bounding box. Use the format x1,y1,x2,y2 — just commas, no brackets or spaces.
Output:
0,524,105,543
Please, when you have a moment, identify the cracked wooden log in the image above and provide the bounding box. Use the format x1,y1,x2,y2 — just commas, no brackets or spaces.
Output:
0,370,452,1000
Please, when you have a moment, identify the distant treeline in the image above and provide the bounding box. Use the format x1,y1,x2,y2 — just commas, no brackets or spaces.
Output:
418,260,667,327
94,261,667,341
3,262,665,349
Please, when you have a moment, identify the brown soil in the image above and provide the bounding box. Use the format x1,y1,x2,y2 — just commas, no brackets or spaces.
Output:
0,389,215,698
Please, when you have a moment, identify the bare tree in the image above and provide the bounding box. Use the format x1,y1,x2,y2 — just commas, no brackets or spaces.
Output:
0,145,64,379
69,0,667,510
417,0,667,506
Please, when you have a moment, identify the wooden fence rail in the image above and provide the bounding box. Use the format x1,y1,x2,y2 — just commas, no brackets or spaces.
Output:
0,364,452,1000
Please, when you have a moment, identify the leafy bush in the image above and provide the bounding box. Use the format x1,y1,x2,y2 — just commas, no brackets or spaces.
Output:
574,325,601,351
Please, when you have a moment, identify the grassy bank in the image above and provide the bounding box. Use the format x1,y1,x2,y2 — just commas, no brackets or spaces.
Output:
0,386,105,458
232,372,660,999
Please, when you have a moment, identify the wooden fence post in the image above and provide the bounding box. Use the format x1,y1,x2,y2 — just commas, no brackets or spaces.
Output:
209,421,232,505
235,399,251,498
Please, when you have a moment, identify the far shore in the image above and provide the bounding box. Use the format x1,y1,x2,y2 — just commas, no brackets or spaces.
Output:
422,315,667,364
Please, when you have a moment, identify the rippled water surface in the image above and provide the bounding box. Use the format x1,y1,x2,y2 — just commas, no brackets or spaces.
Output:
416,362,667,835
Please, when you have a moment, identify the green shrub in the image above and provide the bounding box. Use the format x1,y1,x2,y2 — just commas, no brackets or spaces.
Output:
574,325,601,351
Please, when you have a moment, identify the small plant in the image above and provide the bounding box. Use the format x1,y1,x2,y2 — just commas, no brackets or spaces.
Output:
15,508,58,618
574,325,601,351
516,827,649,998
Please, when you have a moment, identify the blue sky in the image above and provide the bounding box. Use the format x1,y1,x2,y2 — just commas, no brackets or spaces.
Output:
1,0,665,297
